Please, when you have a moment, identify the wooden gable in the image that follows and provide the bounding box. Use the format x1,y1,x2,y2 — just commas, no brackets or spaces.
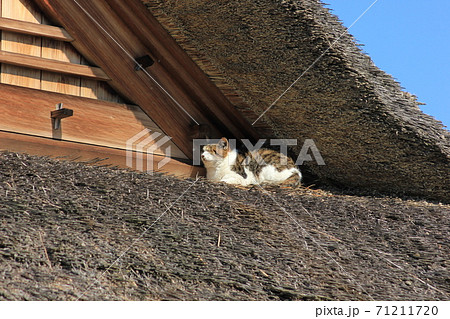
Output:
32,0,260,158
0,0,206,177
0,0,120,101
0,0,260,177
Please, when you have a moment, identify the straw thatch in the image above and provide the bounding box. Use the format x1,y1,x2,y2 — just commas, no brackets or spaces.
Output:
1,151,449,300
141,0,449,203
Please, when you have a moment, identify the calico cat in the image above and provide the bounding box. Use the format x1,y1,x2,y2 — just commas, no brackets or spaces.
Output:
201,137,301,186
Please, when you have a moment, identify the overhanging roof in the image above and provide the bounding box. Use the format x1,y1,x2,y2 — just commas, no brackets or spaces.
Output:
143,0,449,202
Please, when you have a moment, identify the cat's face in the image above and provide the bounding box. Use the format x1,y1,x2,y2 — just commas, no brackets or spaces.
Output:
201,137,230,166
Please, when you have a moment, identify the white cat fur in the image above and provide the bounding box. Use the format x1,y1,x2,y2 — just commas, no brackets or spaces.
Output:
202,147,301,186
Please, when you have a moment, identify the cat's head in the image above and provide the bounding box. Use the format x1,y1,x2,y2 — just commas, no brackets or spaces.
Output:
201,137,230,167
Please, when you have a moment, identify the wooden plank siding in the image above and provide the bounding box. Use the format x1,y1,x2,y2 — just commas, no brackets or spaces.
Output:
40,14,81,96
1,0,41,89
0,1,191,169
0,83,187,159
80,56,125,103
33,0,260,159
0,0,123,102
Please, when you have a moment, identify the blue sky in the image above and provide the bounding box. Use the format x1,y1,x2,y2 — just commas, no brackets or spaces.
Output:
325,0,450,130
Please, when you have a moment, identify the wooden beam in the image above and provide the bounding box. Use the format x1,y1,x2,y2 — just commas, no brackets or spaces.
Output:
0,130,205,178
106,0,261,141
0,17,73,41
32,0,212,159
0,83,187,159
0,50,110,80
32,0,260,159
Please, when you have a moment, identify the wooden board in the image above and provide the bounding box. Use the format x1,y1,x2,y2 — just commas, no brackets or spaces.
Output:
1,0,41,89
40,14,80,96
0,17,73,41
0,0,123,103
0,130,203,177
80,56,123,103
80,79,123,103
0,50,110,80
1,0,39,21
0,83,187,159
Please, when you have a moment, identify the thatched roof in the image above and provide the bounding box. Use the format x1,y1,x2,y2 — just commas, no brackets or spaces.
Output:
142,0,449,203
3,1,449,302
1,151,449,300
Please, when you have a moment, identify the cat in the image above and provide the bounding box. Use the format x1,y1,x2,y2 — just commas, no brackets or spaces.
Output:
201,137,301,186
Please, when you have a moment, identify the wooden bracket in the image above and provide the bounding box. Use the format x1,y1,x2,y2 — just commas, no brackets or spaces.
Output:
134,55,154,71
51,103,73,139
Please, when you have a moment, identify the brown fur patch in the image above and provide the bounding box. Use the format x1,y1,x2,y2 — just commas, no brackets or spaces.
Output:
233,148,297,179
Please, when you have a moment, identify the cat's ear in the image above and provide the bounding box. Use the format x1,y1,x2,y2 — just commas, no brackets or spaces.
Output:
217,137,229,151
